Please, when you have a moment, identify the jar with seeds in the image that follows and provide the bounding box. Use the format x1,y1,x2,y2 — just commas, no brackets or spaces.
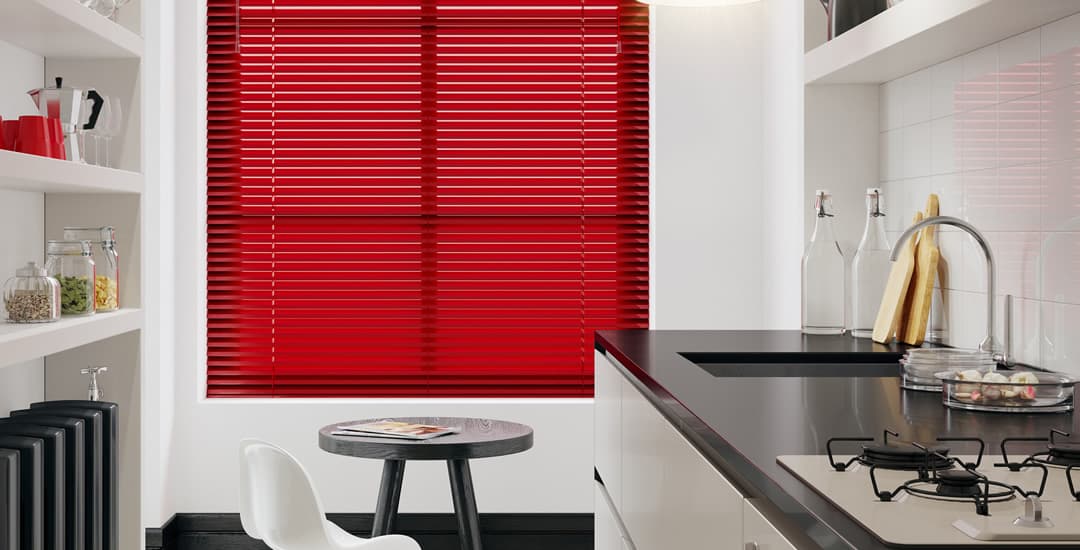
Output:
3,261,61,323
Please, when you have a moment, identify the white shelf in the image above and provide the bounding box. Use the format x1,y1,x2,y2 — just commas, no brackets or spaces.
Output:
0,308,142,369
0,149,142,194
0,0,143,59
805,0,1080,84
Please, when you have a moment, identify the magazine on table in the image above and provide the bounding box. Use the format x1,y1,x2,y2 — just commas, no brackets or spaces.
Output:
332,420,460,440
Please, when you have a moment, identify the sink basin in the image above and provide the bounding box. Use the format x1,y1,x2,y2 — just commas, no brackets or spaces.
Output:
679,353,901,378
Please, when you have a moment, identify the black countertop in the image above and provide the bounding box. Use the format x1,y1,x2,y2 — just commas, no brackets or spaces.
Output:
595,330,1079,550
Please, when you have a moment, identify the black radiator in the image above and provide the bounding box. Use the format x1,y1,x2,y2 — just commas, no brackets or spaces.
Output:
1,401,118,550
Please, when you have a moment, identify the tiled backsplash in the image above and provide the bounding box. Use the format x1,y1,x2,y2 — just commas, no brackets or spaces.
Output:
878,12,1080,375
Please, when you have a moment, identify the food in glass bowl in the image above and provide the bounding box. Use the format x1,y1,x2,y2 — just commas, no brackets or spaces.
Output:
935,370,1075,413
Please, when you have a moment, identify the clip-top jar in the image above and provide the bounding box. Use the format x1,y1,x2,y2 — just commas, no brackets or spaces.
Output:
64,226,119,312
46,240,96,316
3,262,61,323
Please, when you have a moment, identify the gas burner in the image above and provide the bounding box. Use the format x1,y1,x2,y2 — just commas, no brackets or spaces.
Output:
998,429,1080,501
827,429,963,473
999,429,1080,469
868,440,1048,516
903,469,1016,502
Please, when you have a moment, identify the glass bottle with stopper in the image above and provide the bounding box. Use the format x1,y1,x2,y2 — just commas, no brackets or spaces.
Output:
850,188,891,338
802,190,846,335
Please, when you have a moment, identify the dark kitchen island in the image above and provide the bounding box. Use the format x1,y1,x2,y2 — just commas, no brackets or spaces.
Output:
595,330,1079,550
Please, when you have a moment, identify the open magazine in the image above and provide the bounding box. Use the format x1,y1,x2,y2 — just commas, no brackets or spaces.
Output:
332,420,461,440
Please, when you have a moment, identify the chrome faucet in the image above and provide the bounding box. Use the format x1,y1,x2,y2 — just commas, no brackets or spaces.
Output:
890,216,1004,358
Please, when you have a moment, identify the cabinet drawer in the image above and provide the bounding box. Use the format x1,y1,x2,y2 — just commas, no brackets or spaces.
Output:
594,350,623,508
743,499,798,550
621,379,745,550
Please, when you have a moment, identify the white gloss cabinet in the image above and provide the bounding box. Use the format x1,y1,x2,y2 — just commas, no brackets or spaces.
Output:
742,499,798,550
595,480,629,550
617,357,746,550
594,349,623,507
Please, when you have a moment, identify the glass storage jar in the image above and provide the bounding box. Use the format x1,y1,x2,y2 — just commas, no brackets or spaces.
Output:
3,262,61,323
64,226,119,312
46,240,96,316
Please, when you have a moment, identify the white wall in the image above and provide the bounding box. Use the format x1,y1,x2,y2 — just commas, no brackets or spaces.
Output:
876,12,1080,373
0,39,46,414
652,3,766,329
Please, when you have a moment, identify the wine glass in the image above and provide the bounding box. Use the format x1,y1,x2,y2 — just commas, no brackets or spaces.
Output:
104,97,123,168
92,98,112,167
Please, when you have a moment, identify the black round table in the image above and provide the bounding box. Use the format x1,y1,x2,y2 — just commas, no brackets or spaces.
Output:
319,417,533,550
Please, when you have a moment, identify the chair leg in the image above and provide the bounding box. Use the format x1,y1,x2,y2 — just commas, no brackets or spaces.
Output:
372,460,406,537
447,459,482,550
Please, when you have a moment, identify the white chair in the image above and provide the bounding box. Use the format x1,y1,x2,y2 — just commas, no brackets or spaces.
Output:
239,439,422,550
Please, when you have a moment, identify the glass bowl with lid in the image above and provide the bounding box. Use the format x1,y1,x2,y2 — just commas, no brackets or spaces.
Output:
935,370,1076,413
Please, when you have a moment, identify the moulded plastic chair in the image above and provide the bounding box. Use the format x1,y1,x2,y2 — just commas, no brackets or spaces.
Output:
239,439,422,550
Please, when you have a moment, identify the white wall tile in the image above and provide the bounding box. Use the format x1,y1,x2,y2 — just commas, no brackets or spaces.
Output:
932,173,964,221
903,121,932,179
998,163,1043,231
931,115,958,175
958,106,997,171
902,67,933,126
931,56,964,119
1039,85,1080,164
1041,12,1080,92
1040,300,1080,376
881,129,902,182
998,29,1042,102
1042,158,1080,232
959,44,999,111
880,79,903,131
1037,231,1080,305
1008,296,1041,366
997,96,1041,168
963,167,998,230
957,234,990,294
937,231,964,290
989,231,1041,299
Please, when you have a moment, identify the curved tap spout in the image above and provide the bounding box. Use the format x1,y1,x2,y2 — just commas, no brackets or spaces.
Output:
890,216,999,354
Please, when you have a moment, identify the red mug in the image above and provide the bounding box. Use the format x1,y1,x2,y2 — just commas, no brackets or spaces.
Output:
47,117,66,160
0,119,17,152
16,115,51,157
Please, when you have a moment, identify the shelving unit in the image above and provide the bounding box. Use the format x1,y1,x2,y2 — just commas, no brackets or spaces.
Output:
0,150,142,194
0,0,143,59
0,309,142,369
805,0,1080,84
0,2,148,549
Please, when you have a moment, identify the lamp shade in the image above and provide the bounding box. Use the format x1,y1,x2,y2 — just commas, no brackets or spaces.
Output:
637,0,759,5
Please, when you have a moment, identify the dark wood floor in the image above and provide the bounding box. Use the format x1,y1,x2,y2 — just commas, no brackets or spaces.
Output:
148,513,594,550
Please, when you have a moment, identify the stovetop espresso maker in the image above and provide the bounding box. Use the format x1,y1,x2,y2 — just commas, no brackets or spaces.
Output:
27,77,104,163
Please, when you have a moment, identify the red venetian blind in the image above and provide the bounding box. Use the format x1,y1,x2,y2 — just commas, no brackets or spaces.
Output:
206,0,648,397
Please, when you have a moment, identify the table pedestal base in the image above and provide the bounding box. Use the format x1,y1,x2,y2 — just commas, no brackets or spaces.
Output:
371,458,483,550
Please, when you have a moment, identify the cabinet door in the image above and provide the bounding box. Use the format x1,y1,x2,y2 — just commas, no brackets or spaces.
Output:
742,499,798,550
621,380,745,550
596,480,626,550
594,350,623,507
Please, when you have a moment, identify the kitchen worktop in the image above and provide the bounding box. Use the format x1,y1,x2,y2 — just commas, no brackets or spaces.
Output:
595,330,1079,550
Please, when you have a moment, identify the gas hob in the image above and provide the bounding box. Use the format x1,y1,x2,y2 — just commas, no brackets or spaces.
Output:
778,430,1080,546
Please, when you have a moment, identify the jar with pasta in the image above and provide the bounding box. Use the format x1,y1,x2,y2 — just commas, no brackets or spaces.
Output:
64,226,119,312
46,240,96,316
